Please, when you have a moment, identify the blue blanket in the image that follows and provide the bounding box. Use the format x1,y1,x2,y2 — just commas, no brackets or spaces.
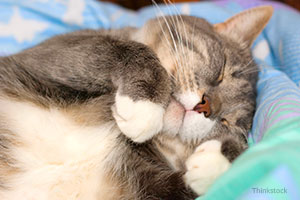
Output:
1,0,300,199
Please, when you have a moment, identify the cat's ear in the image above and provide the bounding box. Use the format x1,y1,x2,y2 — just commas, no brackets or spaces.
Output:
214,6,273,46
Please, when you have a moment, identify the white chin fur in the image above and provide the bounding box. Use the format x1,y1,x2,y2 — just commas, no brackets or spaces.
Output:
163,98,215,141
179,111,215,141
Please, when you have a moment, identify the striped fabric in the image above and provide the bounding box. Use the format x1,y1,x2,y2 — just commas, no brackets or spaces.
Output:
0,0,300,199
251,64,300,144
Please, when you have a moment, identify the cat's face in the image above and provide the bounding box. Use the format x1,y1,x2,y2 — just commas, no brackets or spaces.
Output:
135,6,273,142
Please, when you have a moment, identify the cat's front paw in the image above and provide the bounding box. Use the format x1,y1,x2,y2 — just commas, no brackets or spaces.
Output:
184,140,230,195
112,92,165,143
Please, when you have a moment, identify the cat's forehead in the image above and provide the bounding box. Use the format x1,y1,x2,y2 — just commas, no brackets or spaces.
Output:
144,15,251,81
165,15,214,32
168,16,225,59
157,16,225,60
163,16,222,45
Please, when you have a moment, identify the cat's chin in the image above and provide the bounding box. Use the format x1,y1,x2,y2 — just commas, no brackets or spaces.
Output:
179,111,216,141
163,99,216,142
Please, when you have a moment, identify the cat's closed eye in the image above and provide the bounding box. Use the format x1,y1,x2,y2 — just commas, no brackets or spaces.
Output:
212,57,226,86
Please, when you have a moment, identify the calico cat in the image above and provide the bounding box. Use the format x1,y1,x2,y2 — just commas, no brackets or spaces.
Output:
0,5,273,200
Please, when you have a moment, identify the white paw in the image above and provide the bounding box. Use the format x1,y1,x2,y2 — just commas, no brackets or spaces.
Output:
112,92,165,143
184,140,230,195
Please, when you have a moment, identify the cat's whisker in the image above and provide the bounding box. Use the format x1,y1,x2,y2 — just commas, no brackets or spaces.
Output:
151,0,182,78
233,58,259,76
151,0,180,62
161,0,185,76
179,13,191,71
165,1,189,67
164,1,186,77
157,31,180,81
167,1,191,88
239,59,288,76
160,0,186,78
160,35,182,82
189,16,197,90
164,0,184,68
244,58,255,69
191,16,197,72
171,16,188,86
162,52,178,80
153,0,186,85
238,67,261,76
151,0,185,80
257,62,285,69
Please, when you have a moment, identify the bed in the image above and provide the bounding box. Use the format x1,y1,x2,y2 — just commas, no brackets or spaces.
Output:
0,0,300,199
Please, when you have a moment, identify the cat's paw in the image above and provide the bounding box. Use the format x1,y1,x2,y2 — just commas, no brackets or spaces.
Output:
184,140,230,195
112,92,165,143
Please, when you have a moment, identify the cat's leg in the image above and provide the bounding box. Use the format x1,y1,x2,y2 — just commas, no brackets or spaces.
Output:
110,44,172,143
112,92,166,143
184,136,246,195
5,33,172,143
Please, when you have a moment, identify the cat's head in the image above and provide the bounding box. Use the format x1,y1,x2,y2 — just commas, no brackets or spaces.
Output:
134,6,273,142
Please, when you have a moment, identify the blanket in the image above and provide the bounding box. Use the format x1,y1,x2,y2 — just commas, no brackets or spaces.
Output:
0,0,300,199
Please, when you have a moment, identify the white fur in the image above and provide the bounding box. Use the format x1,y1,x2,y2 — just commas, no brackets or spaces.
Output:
164,92,216,141
112,92,165,143
162,98,185,136
0,99,120,200
176,92,201,110
184,140,231,195
180,111,215,141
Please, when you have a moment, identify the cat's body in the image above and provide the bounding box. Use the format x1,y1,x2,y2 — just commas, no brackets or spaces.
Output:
0,6,273,200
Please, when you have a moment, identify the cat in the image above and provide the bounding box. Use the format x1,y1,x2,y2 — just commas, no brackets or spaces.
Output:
0,5,273,200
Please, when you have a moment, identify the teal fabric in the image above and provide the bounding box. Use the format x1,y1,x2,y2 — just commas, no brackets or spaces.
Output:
1,0,300,199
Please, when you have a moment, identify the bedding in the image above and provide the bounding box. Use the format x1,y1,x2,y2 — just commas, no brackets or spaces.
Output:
0,0,300,199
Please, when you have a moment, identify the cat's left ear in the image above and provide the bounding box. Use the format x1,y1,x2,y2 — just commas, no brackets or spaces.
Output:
214,6,273,46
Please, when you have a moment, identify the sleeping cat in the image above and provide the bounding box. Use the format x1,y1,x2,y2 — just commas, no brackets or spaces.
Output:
0,5,272,200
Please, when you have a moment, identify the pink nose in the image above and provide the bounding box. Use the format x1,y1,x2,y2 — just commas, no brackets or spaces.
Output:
193,96,211,117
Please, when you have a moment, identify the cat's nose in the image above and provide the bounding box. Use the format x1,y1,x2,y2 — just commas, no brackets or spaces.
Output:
193,96,211,117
